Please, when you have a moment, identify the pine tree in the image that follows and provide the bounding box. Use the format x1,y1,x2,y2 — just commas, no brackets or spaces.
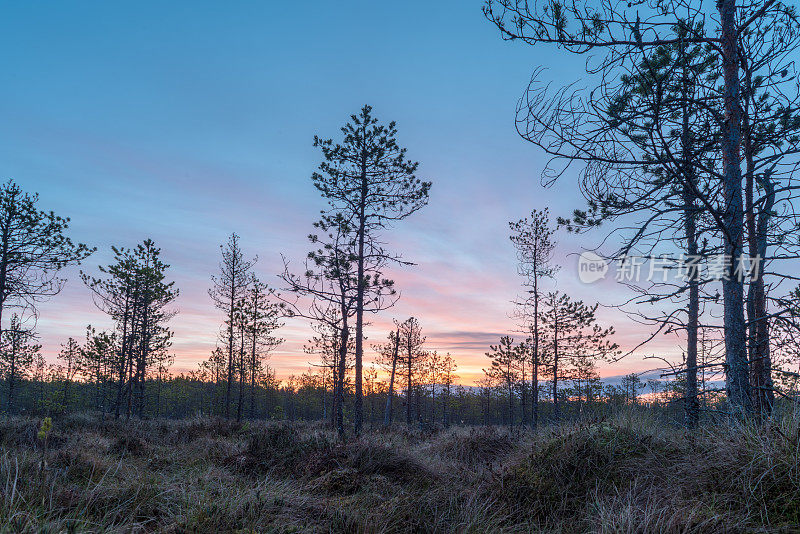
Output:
57,337,83,413
485,336,523,427
82,240,177,418
395,317,426,425
312,105,431,433
0,314,39,413
375,325,401,427
209,233,254,419
540,292,618,421
82,326,115,415
240,275,283,420
0,180,93,334
440,354,458,427
510,208,557,429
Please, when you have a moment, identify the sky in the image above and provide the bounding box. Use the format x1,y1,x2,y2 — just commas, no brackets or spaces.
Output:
0,1,687,384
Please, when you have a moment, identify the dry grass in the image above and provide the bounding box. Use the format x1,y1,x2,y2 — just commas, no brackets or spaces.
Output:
0,410,797,533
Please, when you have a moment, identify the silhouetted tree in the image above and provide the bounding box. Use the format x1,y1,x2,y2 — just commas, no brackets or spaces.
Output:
312,105,431,433
510,207,557,429
83,240,177,418
395,317,426,425
540,292,618,421
82,326,115,415
280,215,361,438
0,313,39,412
240,275,283,420
485,336,523,427
57,337,83,413
0,180,93,333
209,233,255,419
376,325,401,426
440,353,458,427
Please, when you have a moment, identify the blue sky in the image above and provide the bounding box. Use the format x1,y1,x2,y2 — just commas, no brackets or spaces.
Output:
0,1,682,382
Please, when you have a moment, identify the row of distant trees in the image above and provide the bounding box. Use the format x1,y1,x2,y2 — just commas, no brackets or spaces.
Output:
0,346,715,426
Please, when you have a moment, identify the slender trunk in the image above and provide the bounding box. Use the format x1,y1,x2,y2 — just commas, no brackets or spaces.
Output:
406,327,413,425
330,361,337,427
62,357,72,414
431,373,436,424
753,170,775,414
507,368,514,428
336,321,348,438
552,312,560,422
136,301,149,417
415,387,421,426
7,345,15,413
520,352,527,426
384,328,400,426
682,58,700,429
0,220,11,346
719,0,751,415
250,328,257,419
225,293,235,419
685,197,700,428
354,151,368,435
444,383,450,427
237,326,245,422
532,275,540,430
114,295,131,419
125,344,135,419
742,64,775,417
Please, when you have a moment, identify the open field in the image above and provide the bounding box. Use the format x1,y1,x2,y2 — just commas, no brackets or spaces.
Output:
0,410,798,533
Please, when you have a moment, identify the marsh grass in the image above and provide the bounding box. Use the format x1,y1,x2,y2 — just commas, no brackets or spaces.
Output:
0,410,797,532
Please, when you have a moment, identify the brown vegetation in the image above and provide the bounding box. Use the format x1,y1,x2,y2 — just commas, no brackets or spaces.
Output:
0,410,798,532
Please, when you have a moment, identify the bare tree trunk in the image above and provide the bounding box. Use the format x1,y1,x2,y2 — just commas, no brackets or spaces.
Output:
682,58,700,429
7,347,15,413
751,171,775,414
383,329,400,427
520,351,527,427
353,143,368,435
406,331,413,425
532,276,540,430
507,373,514,429
743,64,775,417
552,314,560,422
237,327,245,423
113,298,131,419
443,383,451,427
335,322,348,439
685,191,700,428
719,0,751,415
250,329,257,419
225,299,234,420
330,361,337,427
